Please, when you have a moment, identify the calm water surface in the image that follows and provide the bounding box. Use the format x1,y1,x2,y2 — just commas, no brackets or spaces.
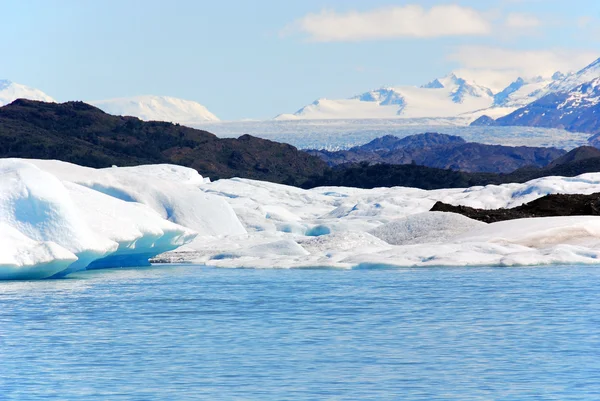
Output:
1,265,599,400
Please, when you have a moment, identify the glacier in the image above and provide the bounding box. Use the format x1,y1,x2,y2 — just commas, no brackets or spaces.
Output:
7,159,600,279
185,174,600,269
194,120,590,151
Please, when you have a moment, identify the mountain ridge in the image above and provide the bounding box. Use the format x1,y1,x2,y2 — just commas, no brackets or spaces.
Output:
307,133,566,174
0,99,326,185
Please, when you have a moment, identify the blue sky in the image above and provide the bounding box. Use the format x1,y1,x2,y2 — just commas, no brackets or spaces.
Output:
1,0,599,120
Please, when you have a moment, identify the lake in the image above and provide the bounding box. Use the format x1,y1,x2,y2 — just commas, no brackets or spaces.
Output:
1,265,599,400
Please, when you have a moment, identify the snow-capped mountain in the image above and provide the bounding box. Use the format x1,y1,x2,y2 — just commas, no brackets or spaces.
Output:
471,57,600,134
276,57,600,123
0,80,55,106
275,74,496,121
491,58,600,109
90,95,220,124
480,77,600,135
549,57,600,93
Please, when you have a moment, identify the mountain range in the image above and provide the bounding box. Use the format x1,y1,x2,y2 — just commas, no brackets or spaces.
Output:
275,73,499,121
2,56,599,129
278,57,600,124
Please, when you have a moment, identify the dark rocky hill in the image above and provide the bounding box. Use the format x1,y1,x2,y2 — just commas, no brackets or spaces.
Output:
0,99,328,185
545,146,600,168
307,133,565,173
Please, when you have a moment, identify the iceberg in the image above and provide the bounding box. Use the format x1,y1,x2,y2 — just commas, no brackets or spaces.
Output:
0,223,76,280
0,159,243,279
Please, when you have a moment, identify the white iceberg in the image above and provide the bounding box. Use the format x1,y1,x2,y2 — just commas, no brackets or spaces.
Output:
0,159,244,279
0,223,77,280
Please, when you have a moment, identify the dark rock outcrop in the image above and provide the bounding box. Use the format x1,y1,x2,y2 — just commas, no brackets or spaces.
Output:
431,192,600,223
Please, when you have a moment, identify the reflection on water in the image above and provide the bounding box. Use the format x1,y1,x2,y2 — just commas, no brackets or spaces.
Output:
1,265,599,400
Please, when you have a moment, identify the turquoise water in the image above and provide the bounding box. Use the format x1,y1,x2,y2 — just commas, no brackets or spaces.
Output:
1,265,599,400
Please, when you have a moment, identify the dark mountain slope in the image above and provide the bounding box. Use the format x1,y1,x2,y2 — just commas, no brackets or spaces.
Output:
0,99,328,184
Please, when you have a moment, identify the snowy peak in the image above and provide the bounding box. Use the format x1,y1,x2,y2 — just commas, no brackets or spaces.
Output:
0,80,55,106
444,76,494,104
354,88,406,108
421,78,445,89
549,57,600,93
552,71,567,81
90,95,220,124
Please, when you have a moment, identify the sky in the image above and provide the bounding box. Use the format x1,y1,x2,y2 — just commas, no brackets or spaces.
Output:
1,0,599,120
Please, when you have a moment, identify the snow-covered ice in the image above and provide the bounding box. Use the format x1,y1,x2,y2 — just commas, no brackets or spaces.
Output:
183,173,600,269
5,159,600,279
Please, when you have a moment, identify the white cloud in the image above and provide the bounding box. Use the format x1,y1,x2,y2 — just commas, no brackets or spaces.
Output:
285,5,493,42
504,13,541,29
577,16,594,29
449,46,598,91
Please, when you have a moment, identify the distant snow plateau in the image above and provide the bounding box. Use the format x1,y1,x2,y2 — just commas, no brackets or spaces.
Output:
89,95,220,124
0,80,55,106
